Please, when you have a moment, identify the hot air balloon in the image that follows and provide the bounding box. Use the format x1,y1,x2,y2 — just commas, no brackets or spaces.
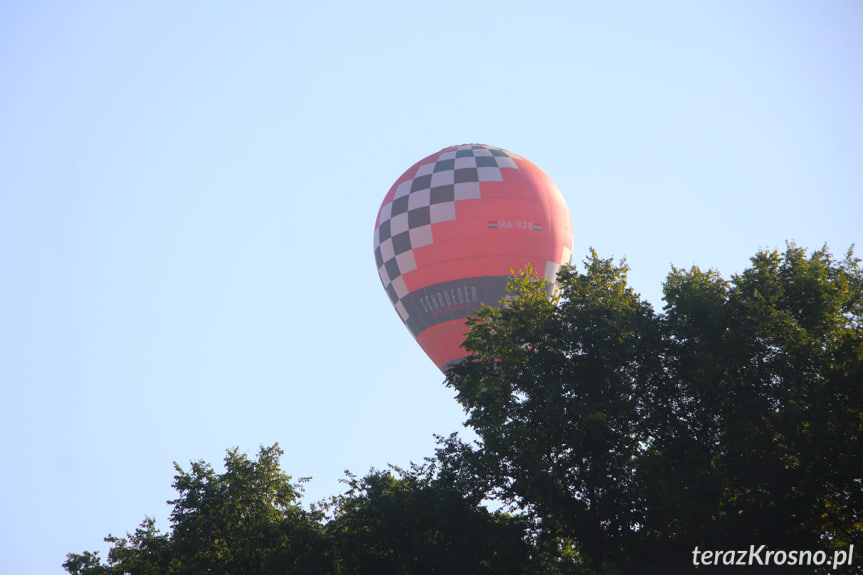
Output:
373,144,573,372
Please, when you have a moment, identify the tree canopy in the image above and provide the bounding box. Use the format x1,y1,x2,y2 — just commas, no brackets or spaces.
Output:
64,446,535,575
445,244,862,573
65,445,332,575
66,244,862,574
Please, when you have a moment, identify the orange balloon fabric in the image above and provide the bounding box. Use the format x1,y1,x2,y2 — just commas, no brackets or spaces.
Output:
374,144,573,371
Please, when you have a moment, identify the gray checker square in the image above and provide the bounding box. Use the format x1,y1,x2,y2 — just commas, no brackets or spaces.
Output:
376,144,522,319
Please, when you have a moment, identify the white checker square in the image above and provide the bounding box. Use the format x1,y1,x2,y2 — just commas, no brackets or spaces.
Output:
395,250,417,274
454,156,477,169
454,181,481,200
378,264,390,286
544,260,560,282
430,201,456,223
394,180,412,199
373,229,380,249
415,162,434,177
391,275,408,299
395,300,409,321
380,237,395,262
495,156,518,169
477,167,502,182
408,188,430,210
390,212,409,235
438,150,457,160
378,201,392,223
409,224,433,248
430,170,455,187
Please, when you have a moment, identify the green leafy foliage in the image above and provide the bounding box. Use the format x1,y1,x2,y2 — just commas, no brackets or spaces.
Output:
64,449,536,575
448,252,662,571
655,245,863,554
65,244,862,575
328,467,535,575
445,244,862,573
64,445,332,575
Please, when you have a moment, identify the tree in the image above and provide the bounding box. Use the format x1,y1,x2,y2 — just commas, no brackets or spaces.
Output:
446,253,660,571
444,245,863,574
63,551,111,575
328,466,536,575
64,448,540,575
65,244,862,574
651,245,863,556
64,444,333,575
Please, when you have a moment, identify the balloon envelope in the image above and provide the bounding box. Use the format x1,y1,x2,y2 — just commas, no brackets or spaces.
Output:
373,144,573,371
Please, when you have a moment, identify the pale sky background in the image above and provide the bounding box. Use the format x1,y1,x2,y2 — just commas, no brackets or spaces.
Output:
1,2,861,573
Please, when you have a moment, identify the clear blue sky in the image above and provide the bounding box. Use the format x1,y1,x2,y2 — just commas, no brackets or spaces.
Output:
1,2,861,572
